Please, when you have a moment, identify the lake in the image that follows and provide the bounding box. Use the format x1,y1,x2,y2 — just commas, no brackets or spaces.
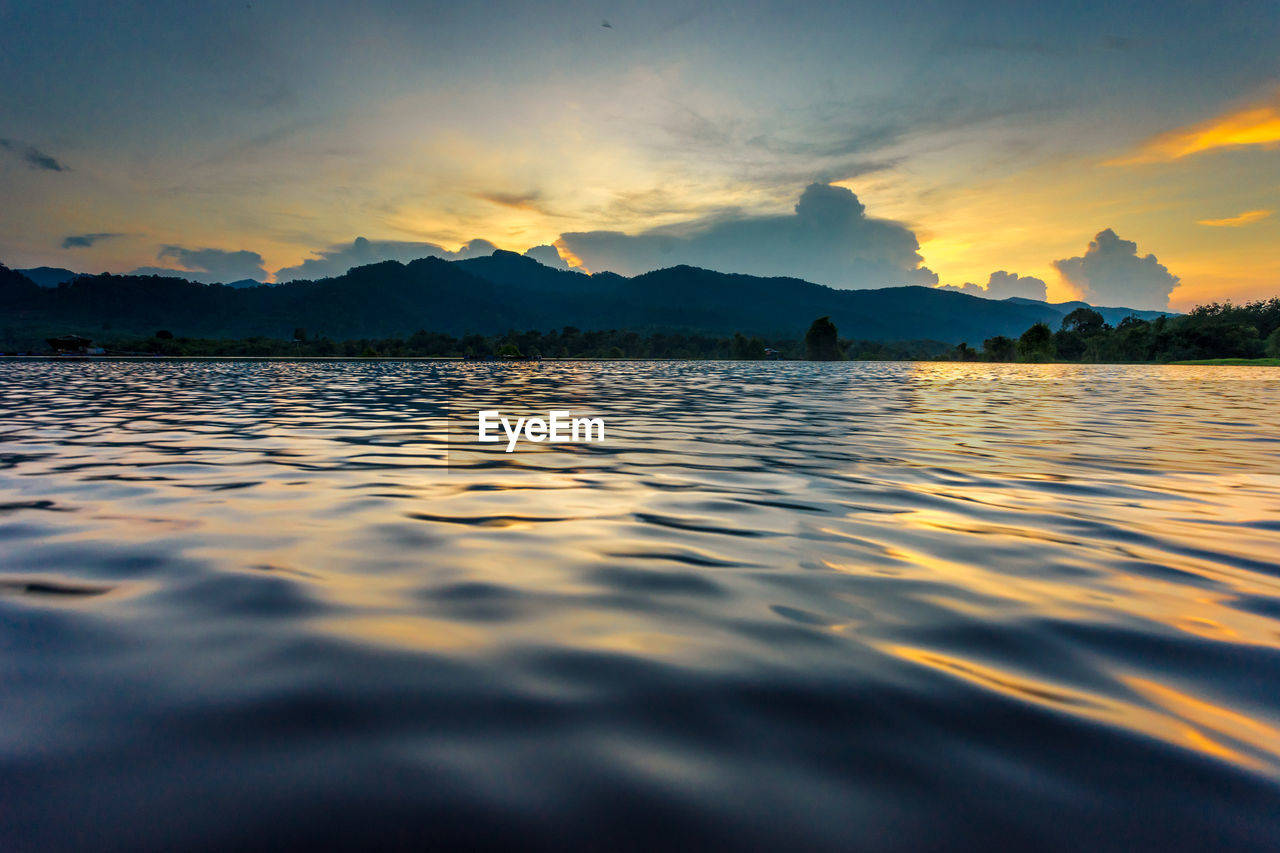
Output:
2,360,1279,851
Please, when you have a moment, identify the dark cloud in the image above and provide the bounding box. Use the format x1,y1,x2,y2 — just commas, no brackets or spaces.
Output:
955,35,1135,54
474,189,569,219
274,236,498,282
131,246,268,283
0,138,68,172
939,271,1047,301
1052,229,1179,310
475,190,556,214
522,245,572,270
663,87,1052,175
480,190,541,207
62,232,122,249
557,183,936,288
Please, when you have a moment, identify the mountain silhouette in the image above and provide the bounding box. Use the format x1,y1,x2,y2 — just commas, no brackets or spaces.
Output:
1002,297,1170,326
0,252,1168,347
17,266,81,287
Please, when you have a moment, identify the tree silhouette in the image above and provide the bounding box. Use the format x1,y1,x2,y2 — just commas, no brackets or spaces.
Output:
1060,307,1105,335
1018,322,1055,362
732,332,768,360
805,316,841,360
982,335,1016,361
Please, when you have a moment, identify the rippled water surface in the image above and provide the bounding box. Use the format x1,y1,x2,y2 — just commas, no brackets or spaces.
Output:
2,360,1279,851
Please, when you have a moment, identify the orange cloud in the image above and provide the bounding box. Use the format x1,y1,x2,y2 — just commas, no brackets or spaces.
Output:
1197,209,1273,227
1107,96,1280,164
552,238,590,273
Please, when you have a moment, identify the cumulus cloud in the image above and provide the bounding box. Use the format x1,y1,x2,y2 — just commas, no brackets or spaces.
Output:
131,246,269,283
522,244,572,270
0,138,68,172
555,183,937,289
939,270,1047,301
62,232,123,249
1052,229,1179,310
985,270,1048,300
937,282,985,296
274,236,498,281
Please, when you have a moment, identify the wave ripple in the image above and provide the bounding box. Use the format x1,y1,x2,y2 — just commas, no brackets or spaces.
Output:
1,360,1279,851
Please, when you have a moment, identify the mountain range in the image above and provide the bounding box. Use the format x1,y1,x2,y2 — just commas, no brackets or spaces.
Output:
2,251,1172,348
17,267,264,289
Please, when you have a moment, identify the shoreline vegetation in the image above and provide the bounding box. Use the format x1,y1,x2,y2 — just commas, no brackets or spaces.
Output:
1167,358,1279,366
7,354,1279,366
9,300,1278,364
3,251,1276,364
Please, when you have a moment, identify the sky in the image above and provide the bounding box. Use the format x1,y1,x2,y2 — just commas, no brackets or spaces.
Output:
1,0,1277,310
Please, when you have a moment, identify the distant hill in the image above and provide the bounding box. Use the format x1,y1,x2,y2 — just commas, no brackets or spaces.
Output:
452,251,595,293
1,251,1167,349
452,253,1172,329
17,267,271,289
0,263,42,305
17,266,81,287
1004,297,1173,325
0,253,1064,346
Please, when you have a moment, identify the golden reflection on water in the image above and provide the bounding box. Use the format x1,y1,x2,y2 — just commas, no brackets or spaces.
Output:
2,360,1279,784
888,643,1280,773
1123,676,1280,771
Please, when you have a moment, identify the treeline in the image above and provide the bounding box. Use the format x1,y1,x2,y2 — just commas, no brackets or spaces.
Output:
942,301,1280,363
27,301,1280,362
97,326,953,360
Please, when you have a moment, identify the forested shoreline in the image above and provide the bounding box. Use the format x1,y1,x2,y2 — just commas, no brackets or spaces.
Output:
44,326,951,361
4,247,1276,366
7,298,1273,364
949,301,1280,364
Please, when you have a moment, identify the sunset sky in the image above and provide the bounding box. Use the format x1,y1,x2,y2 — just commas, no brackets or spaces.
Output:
1,0,1277,310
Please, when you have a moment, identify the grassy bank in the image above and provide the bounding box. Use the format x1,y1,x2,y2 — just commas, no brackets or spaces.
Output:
1168,358,1280,366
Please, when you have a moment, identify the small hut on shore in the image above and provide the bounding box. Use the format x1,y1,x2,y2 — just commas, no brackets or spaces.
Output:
46,335,93,354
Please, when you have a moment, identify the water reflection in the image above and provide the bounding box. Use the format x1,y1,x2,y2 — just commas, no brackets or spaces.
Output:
1,360,1278,850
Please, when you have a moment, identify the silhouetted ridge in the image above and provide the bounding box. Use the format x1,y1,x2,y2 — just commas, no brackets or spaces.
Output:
16,266,81,287
0,252,1091,344
452,250,598,294
0,263,41,307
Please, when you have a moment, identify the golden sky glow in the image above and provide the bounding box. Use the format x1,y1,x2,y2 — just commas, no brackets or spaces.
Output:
1197,209,1273,227
1107,94,1280,165
854,107,1280,309
2,3,1278,310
